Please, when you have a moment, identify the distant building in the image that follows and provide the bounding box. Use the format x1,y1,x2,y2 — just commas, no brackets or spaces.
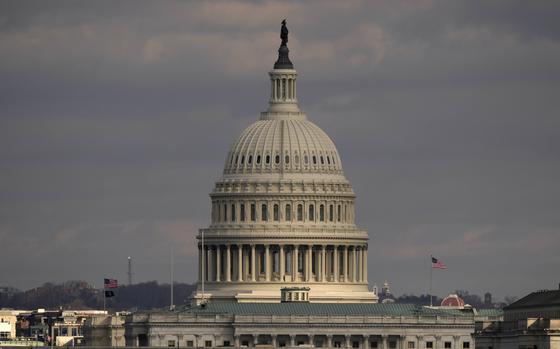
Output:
82,313,126,347
378,281,396,303
441,294,466,308
475,287,560,349
0,309,19,339
484,292,492,307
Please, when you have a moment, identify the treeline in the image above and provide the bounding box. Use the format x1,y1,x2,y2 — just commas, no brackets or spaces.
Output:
0,280,196,311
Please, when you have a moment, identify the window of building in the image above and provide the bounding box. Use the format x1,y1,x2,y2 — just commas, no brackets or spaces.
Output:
256,155,261,164
266,155,271,164
275,155,280,164
251,204,256,221
235,155,239,164
389,342,397,349
273,204,279,221
329,204,334,221
241,155,244,164
337,204,341,221
223,204,227,221
334,342,342,348
186,341,194,347
445,342,452,349
353,341,360,348
313,155,317,164
319,204,325,221
248,155,252,164
285,155,289,164
304,155,309,164
231,204,236,222
308,204,315,221
261,204,268,221
463,343,470,349
320,156,324,165
205,341,212,347
240,204,245,222
285,204,291,221
427,342,433,349
168,340,176,347
223,341,230,347
408,342,415,349
327,156,331,164
297,204,303,221
371,342,378,349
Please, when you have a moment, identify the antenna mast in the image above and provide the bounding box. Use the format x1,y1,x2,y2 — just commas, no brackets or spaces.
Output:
127,256,132,286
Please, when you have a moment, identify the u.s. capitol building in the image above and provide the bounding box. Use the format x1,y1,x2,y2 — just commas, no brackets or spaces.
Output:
120,22,501,348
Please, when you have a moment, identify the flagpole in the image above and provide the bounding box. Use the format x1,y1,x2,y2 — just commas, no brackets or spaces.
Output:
429,254,433,307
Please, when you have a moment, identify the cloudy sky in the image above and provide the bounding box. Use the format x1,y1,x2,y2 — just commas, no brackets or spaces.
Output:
1,0,559,301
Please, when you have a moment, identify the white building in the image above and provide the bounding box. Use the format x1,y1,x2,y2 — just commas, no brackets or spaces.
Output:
120,22,502,348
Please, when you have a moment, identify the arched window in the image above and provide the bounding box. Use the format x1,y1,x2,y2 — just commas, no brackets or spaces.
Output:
240,204,245,222
337,204,341,222
251,204,256,221
312,156,317,164
256,155,261,164
248,155,252,164
285,155,289,164
320,156,324,165
332,156,336,165
266,155,271,164
308,204,315,221
241,156,245,164
231,204,236,222
285,204,291,221
319,204,325,221
275,155,280,164
297,204,303,221
329,204,334,222
261,204,268,221
273,204,279,221
327,156,331,165
235,155,239,164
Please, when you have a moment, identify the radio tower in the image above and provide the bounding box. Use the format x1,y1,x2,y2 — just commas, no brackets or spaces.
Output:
127,256,133,286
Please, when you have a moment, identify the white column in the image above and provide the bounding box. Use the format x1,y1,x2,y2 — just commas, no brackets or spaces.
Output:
363,246,368,283
306,245,312,282
251,244,256,281
237,244,243,282
356,247,361,282
334,246,339,282
321,245,326,282
351,246,356,282
265,245,271,281
343,246,348,282
280,245,285,281
226,245,231,282
216,245,221,282
293,245,299,281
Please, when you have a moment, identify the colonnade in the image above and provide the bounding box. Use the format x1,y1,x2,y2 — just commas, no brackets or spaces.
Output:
270,75,296,102
198,243,368,284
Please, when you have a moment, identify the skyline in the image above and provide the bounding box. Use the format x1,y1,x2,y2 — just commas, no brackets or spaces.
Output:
1,1,560,301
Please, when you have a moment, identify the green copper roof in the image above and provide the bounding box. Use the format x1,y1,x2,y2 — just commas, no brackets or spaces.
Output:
476,308,504,317
181,303,476,317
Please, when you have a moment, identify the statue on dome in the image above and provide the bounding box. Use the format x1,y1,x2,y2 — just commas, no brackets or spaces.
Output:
280,19,289,46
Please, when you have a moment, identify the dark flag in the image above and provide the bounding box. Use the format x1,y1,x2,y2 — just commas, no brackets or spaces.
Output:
104,278,118,288
105,290,115,298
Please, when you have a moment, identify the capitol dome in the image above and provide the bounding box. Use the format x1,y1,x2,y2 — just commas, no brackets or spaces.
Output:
224,117,344,179
193,23,377,304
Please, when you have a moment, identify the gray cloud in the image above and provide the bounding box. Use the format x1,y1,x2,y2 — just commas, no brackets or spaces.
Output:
1,0,559,301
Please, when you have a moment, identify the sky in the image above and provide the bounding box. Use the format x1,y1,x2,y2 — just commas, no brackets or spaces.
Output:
1,0,559,302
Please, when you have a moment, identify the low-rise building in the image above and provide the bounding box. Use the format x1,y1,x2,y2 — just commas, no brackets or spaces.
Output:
475,288,560,349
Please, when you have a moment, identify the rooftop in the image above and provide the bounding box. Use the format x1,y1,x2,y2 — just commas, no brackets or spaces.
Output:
505,289,560,310
177,302,493,317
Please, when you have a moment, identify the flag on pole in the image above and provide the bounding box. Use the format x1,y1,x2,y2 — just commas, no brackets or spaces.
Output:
104,290,115,298
431,256,447,269
104,278,118,288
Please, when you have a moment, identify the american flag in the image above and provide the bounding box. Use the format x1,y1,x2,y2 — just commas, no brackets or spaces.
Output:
431,256,447,269
104,278,118,288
